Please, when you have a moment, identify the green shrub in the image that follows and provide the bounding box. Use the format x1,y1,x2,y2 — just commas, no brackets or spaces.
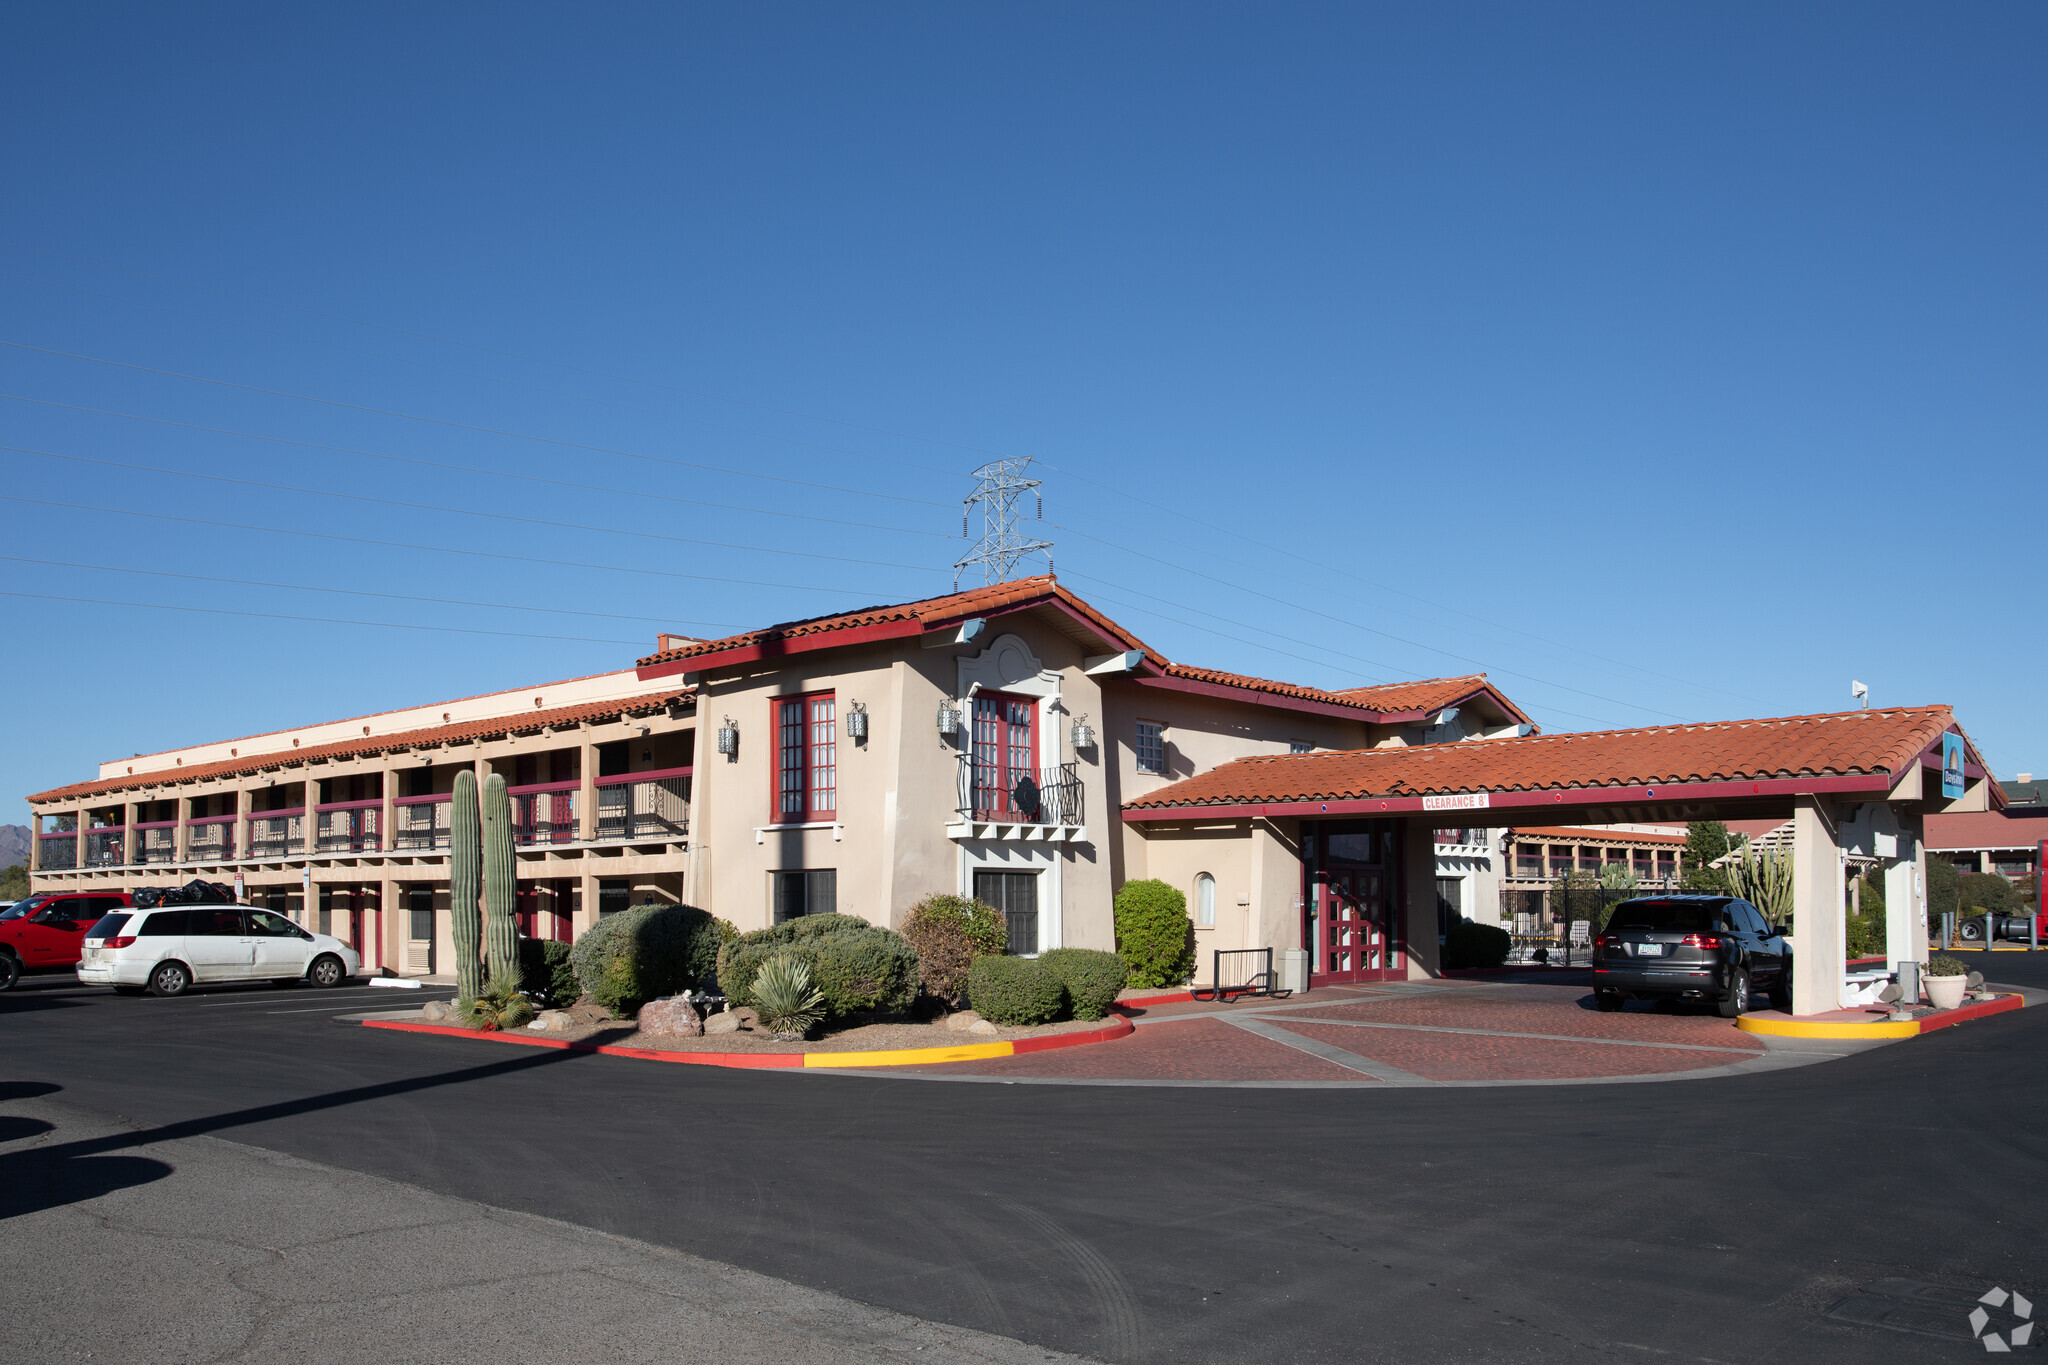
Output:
517,937,579,1008
716,913,919,1019
901,894,1008,1005
1442,917,1511,969
1926,954,1968,978
457,980,535,1032
1113,879,1196,988
752,953,826,1037
1960,872,2019,916
569,904,733,1017
967,955,1065,1025
1037,947,1128,1021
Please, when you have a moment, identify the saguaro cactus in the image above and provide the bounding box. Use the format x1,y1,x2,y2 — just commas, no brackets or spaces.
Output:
449,769,485,1000
482,772,519,989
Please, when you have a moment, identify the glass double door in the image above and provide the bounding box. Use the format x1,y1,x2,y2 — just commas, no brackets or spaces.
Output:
1314,868,1401,983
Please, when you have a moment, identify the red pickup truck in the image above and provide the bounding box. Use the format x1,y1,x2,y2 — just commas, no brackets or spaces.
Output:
0,891,133,990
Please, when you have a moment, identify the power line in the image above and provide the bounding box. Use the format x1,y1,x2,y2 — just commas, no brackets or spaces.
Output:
0,556,740,630
0,338,955,508
1,393,954,538
0,496,911,599
0,242,1764,707
1051,532,1693,722
2,445,956,576
1,592,647,646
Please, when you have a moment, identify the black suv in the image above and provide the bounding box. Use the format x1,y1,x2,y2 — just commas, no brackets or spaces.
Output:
1591,894,1791,1017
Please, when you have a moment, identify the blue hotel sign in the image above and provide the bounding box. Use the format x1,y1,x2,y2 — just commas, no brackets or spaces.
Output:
1941,733,1966,800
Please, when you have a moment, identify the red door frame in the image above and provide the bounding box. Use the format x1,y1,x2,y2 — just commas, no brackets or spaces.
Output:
969,691,1038,818
1302,820,1409,986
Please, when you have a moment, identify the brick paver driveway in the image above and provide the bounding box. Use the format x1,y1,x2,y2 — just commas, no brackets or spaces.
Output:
899,979,1772,1086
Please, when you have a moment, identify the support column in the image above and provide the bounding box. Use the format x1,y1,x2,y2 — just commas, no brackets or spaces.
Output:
304,778,321,858
577,869,599,941
123,800,138,867
1402,818,1442,979
74,815,85,874
379,767,395,857
578,734,597,841
1791,795,1845,1016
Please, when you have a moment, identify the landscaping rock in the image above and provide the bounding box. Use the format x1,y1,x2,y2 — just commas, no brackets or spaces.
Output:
730,1006,759,1031
943,1010,984,1033
534,1009,575,1033
635,996,703,1037
703,1011,742,1035
421,999,451,1022
967,1018,999,1036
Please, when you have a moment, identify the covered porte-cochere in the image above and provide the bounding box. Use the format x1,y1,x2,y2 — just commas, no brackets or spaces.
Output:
1122,706,2004,1015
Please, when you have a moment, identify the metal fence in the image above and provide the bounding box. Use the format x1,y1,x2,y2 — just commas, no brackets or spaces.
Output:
392,796,450,851
595,772,689,842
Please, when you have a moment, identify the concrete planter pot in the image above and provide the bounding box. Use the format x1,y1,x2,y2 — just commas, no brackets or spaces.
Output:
1925,974,1968,1010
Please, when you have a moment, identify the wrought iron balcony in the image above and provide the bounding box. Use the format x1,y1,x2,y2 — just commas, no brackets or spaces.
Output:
316,800,382,853
84,828,126,867
247,810,306,859
136,821,180,865
594,768,690,842
392,794,450,851
37,830,78,871
185,816,237,862
956,758,1083,827
510,781,579,847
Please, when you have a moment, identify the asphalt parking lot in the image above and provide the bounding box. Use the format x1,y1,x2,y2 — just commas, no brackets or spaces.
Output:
4,970,2045,1363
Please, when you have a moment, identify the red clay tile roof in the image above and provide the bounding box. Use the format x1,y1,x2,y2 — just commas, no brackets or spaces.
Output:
1125,706,1969,810
29,689,693,805
1925,810,2048,851
1510,825,1689,845
637,576,1164,668
1159,665,1395,711
1328,674,1531,724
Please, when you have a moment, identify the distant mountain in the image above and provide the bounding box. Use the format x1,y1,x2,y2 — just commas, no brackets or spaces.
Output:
0,824,28,868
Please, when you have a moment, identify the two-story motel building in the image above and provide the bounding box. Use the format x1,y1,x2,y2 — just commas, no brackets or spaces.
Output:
25,577,1533,983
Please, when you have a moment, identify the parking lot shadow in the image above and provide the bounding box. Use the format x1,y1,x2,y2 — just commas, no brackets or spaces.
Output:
0,1147,173,1220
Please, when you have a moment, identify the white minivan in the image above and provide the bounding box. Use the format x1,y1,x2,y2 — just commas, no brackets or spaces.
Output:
77,904,361,996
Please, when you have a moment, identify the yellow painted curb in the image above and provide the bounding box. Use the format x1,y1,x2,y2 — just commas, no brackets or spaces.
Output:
802,1040,1016,1068
1738,1015,1919,1039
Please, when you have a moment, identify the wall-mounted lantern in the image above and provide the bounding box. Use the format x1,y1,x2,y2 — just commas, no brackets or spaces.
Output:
1070,713,1095,750
846,701,869,741
936,699,961,737
716,716,738,757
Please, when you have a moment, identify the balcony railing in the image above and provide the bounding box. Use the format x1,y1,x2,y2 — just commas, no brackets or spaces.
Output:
85,828,127,867
186,815,237,862
510,780,579,846
248,810,306,859
594,767,691,842
136,820,180,865
38,831,78,871
316,799,382,853
956,758,1083,826
393,794,451,851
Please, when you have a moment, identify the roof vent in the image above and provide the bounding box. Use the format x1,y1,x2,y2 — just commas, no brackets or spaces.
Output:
362,726,371,735
443,712,451,721
534,696,544,707
292,739,300,747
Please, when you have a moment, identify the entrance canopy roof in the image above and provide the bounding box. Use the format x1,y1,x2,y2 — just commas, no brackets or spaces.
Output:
1123,706,1998,827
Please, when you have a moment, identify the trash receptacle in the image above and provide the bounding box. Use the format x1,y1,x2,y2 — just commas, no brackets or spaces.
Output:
1279,949,1309,994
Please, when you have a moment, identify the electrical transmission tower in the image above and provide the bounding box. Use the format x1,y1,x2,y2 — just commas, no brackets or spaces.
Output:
954,457,1054,588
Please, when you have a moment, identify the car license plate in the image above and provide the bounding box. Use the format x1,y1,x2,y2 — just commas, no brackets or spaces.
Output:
1635,943,1663,956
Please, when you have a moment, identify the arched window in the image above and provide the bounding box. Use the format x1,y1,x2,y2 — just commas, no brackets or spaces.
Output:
1196,873,1216,927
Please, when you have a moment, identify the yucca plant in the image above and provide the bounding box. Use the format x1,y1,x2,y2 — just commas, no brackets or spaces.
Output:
457,979,536,1033
751,954,825,1040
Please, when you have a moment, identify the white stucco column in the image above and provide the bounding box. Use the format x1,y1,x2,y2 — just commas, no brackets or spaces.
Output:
1402,818,1442,979
1882,813,1925,972
1791,795,1845,1015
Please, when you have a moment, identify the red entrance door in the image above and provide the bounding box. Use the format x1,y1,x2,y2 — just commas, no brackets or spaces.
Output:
1314,868,1402,983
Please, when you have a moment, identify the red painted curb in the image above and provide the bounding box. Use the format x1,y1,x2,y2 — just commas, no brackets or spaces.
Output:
1917,993,2025,1033
1010,1015,1133,1053
360,1019,805,1067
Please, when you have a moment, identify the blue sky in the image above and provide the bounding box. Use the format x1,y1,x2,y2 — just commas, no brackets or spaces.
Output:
4,3,2044,811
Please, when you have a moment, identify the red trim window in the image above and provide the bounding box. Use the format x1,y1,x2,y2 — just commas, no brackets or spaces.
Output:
970,691,1037,818
775,692,836,821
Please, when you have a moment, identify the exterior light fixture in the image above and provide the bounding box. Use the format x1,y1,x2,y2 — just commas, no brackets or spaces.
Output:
936,700,961,736
716,717,738,756
846,701,869,741
1071,713,1095,750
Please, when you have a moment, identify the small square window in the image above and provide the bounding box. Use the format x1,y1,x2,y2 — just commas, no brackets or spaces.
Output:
772,869,837,923
1289,740,1314,755
1135,720,1165,775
